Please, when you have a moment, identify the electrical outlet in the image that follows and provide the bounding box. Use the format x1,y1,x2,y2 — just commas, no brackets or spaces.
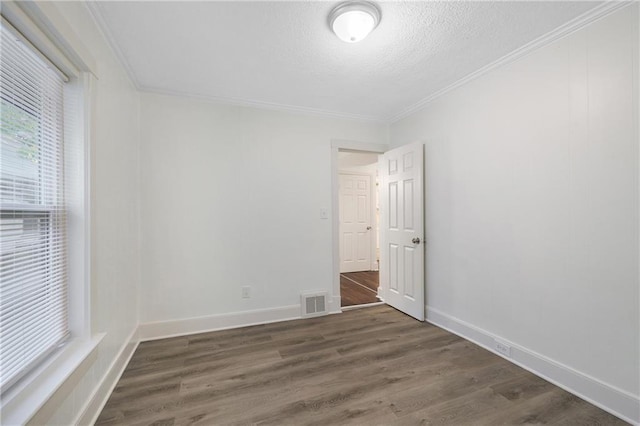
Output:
241,286,251,299
494,339,511,357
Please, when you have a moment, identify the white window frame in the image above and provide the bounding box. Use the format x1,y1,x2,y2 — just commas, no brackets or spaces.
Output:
0,2,101,424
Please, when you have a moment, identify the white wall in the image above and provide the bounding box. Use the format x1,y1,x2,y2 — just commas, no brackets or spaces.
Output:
32,2,141,424
139,93,386,327
339,163,377,176
19,2,638,424
338,151,379,171
390,5,639,421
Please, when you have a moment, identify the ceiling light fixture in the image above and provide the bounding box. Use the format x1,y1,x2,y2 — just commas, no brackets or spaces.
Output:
328,1,381,43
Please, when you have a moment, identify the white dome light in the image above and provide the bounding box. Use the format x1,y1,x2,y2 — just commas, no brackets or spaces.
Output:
329,2,381,43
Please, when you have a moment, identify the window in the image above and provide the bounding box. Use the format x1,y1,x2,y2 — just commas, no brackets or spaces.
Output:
0,22,69,393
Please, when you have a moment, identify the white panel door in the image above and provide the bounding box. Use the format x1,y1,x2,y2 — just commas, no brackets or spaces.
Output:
379,143,424,320
339,173,372,273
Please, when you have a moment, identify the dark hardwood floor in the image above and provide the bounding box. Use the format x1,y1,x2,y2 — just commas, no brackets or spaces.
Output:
96,306,627,426
343,271,379,292
341,271,380,307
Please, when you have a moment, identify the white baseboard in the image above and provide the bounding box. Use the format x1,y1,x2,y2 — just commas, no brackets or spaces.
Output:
330,295,342,314
138,305,301,341
426,306,640,425
72,305,302,423
74,327,139,426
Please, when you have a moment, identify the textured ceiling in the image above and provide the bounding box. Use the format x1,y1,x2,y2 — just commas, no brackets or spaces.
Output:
89,1,601,122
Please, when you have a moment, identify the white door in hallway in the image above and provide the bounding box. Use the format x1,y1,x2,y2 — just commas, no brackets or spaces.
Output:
379,142,425,321
339,173,372,273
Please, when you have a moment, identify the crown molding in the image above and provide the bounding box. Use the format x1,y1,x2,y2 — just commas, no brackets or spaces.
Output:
138,86,384,123
84,0,630,126
386,1,634,124
84,1,140,89
84,1,382,123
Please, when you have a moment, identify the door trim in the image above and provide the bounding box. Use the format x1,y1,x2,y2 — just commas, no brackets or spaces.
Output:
331,140,387,313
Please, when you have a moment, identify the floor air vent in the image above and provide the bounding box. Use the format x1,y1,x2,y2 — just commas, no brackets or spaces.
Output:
301,292,328,318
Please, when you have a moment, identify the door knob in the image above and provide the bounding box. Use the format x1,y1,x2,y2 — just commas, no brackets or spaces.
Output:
412,237,421,244
366,226,372,230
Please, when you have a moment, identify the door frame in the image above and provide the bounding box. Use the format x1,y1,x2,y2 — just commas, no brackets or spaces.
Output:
331,139,387,313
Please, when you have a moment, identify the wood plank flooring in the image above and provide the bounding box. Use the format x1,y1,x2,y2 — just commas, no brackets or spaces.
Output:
340,271,379,307
96,306,628,425
343,271,379,293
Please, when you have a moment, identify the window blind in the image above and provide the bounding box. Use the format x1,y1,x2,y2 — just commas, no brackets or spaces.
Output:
0,22,69,392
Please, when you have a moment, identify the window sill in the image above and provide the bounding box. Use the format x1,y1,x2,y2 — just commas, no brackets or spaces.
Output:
1,333,105,425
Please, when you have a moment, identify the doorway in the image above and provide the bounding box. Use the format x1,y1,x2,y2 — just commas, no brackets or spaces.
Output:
331,140,426,321
337,151,381,308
